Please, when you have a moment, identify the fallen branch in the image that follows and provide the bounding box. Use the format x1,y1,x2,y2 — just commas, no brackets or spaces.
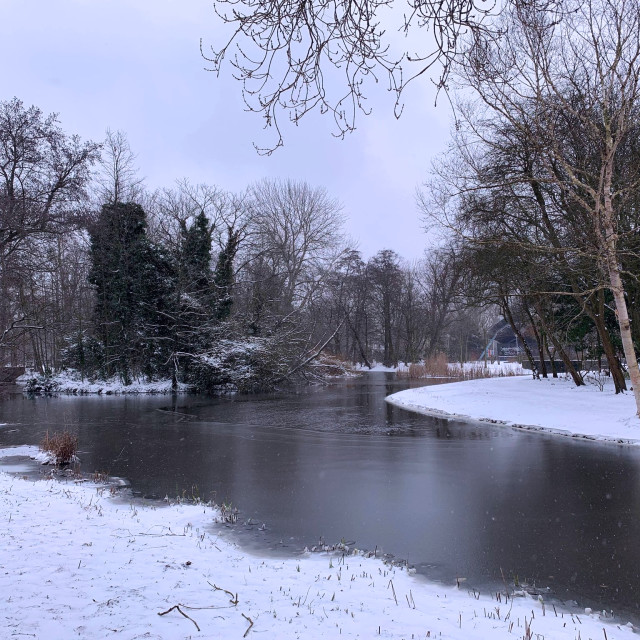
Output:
208,581,239,605
242,612,254,637
272,316,346,383
158,604,200,632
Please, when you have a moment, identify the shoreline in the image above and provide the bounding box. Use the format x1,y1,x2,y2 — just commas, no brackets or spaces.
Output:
0,467,635,639
386,375,640,446
386,395,640,447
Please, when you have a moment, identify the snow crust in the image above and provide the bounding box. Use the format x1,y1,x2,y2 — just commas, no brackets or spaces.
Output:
0,443,53,463
0,471,635,639
387,375,640,444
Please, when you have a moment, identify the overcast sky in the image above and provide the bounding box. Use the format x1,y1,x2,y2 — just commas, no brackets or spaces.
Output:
1,0,452,260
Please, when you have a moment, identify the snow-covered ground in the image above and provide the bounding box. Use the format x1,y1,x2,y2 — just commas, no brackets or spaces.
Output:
17,369,190,395
0,455,634,640
452,361,524,376
387,374,640,444
365,360,525,377
358,362,399,372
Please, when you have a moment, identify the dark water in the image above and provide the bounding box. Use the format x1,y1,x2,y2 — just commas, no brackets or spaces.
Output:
1,373,640,619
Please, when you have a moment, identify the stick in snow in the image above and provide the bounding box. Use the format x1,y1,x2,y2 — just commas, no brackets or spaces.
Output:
242,612,254,637
208,580,239,605
158,604,201,632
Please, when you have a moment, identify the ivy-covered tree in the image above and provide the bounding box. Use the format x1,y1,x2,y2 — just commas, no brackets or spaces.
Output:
179,210,213,303
89,202,174,383
213,227,241,321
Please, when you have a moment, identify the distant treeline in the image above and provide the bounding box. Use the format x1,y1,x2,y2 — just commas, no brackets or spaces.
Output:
2,94,639,394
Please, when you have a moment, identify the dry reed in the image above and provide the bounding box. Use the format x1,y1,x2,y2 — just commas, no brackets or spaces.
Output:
40,430,78,465
398,355,521,380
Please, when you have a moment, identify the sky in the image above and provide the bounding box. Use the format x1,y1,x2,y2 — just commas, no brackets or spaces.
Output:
0,0,452,260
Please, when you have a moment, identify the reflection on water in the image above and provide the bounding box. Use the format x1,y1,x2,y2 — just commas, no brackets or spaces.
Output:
1,373,640,619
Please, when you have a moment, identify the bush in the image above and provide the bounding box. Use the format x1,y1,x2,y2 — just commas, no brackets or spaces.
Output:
187,337,286,393
398,354,450,378
40,430,79,465
23,374,61,394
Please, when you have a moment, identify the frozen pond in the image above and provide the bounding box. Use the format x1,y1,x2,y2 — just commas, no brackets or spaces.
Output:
1,373,640,619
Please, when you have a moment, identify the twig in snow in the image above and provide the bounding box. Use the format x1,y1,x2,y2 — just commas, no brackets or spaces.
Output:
500,567,511,598
208,581,239,605
388,579,398,605
158,605,200,631
242,612,254,637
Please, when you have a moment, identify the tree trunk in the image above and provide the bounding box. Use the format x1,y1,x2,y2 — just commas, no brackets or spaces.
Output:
523,300,547,378
382,293,394,367
544,334,558,378
547,330,584,387
602,201,640,416
501,297,538,378
529,168,626,389
345,311,372,368
533,298,584,386
591,306,627,393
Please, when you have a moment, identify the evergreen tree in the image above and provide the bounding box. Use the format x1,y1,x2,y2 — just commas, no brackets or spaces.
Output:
89,202,173,383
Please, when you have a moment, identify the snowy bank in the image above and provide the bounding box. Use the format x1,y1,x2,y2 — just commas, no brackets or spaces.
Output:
386,375,640,444
363,360,525,377
0,465,635,639
18,369,191,395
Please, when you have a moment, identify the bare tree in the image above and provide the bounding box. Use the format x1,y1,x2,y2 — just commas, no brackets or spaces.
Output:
0,98,99,262
368,249,403,367
147,180,225,254
96,129,144,205
0,98,99,361
416,247,463,358
246,179,346,316
453,0,640,414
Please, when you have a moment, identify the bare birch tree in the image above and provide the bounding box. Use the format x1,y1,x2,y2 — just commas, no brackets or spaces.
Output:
451,0,640,414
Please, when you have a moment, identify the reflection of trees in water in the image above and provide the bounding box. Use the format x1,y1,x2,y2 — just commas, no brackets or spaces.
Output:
5,378,640,618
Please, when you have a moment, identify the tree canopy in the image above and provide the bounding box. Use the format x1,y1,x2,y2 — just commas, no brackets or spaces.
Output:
203,0,501,150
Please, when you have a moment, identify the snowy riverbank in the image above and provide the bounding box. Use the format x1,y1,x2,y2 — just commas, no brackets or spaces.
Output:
386,375,640,444
17,370,191,395
0,461,635,640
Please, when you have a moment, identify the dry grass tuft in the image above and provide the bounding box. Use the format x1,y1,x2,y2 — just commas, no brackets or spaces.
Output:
399,355,522,380
398,354,451,379
40,430,78,465
448,363,496,380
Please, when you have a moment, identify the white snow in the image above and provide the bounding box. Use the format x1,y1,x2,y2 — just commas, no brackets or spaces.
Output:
0,470,634,639
387,375,640,444
365,360,525,377
18,369,190,395
0,443,53,464
359,362,399,372
453,361,524,375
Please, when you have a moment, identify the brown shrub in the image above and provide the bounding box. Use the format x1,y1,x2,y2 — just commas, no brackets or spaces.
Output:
407,363,427,378
398,354,450,378
40,430,78,465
